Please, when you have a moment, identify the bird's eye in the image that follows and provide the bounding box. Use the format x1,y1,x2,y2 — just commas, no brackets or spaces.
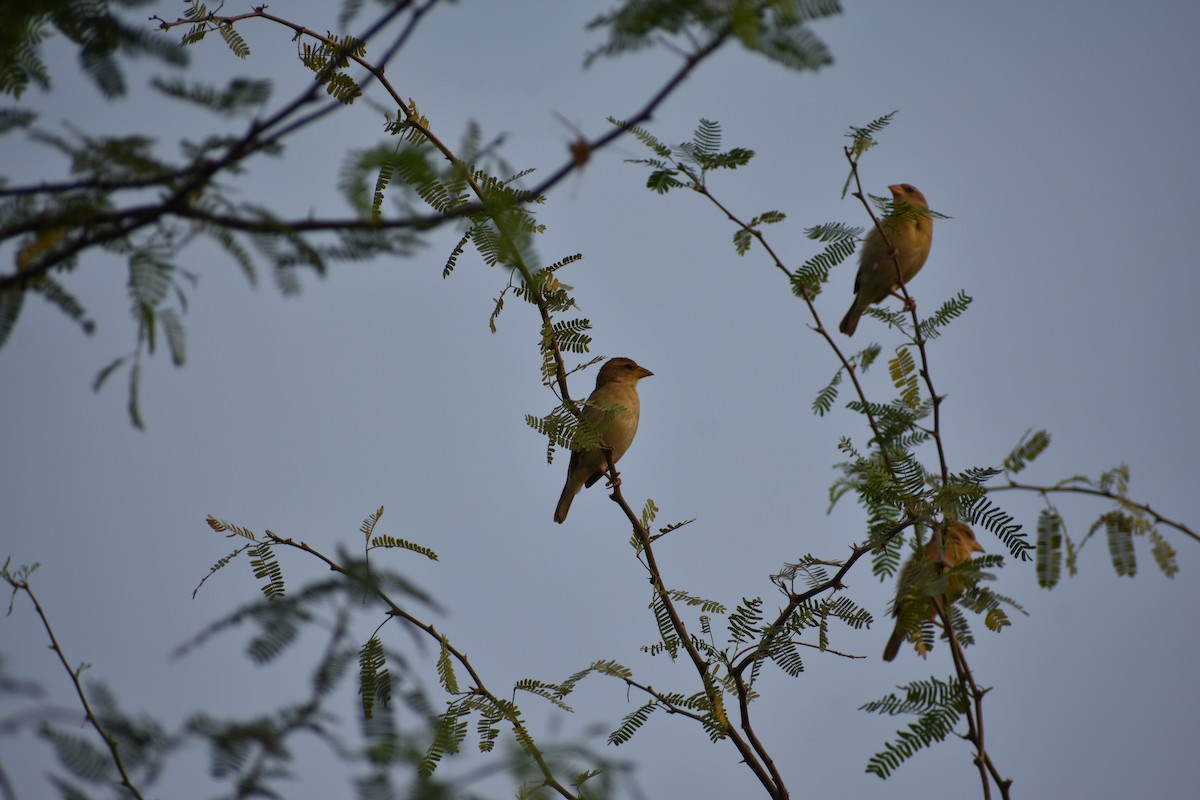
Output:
901,184,914,192
625,363,635,369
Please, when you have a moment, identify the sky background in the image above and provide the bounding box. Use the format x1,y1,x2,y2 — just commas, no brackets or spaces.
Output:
3,1,1199,798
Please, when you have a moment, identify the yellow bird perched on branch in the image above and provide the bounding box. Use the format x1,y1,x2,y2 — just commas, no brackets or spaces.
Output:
883,521,983,662
553,357,653,524
840,183,933,337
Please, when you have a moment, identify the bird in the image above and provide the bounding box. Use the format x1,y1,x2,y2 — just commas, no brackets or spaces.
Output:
839,183,934,337
883,521,984,662
553,357,653,524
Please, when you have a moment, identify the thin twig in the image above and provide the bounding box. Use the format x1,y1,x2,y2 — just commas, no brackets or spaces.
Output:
263,533,581,799
687,176,892,472
605,474,788,799
4,574,147,800
994,480,1198,544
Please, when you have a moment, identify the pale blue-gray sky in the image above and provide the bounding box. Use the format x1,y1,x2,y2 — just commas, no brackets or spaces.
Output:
3,2,1198,798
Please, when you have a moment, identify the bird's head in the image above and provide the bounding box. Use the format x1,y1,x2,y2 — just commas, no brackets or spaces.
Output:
888,183,929,209
596,357,653,387
943,521,985,564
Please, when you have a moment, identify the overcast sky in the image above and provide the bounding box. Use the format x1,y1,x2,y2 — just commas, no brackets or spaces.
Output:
3,2,1199,798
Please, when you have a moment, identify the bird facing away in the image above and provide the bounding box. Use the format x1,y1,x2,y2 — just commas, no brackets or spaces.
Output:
839,183,933,337
553,357,653,524
883,521,984,662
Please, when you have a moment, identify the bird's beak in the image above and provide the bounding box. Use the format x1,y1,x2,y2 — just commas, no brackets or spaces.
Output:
888,184,903,195
635,366,654,379
970,538,985,553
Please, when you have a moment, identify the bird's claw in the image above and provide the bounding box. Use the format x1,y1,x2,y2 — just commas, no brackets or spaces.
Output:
888,288,917,311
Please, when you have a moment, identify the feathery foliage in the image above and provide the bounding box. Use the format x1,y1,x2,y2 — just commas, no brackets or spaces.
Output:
667,589,726,615
1036,509,1064,588
727,596,765,644
842,110,897,172
609,702,657,746
525,386,619,466
420,706,469,777
2,0,186,99
918,290,972,339
1003,429,1051,475
888,346,920,408
618,117,755,196
1097,511,1137,577
964,494,1034,561
248,543,285,601
767,635,805,676
964,494,1032,563
733,210,786,255
860,676,968,779
812,365,844,415
435,636,459,695
1005,460,1178,578
369,535,439,561
650,592,682,657
653,516,697,542
3,4,1191,797
40,723,114,783
792,222,860,299
586,0,840,71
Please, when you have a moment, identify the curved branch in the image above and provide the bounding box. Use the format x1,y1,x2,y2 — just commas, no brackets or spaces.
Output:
993,480,1198,544
1,6,727,290
687,177,891,470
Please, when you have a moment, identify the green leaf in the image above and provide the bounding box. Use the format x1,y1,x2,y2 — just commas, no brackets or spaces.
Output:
918,291,972,339
1099,511,1136,577
217,22,250,59
436,636,458,694
1004,429,1051,474
1035,509,1063,588
608,702,656,746
0,287,24,348
888,346,919,408
127,359,144,430
844,111,898,163
160,308,186,367
768,636,804,676
1149,528,1179,578
369,535,439,561
419,707,468,777
727,596,764,644
646,169,684,193
964,494,1034,561
791,222,859,299
358,636,390,720
152,77,271,115
861,675,967,780
248,542,285,600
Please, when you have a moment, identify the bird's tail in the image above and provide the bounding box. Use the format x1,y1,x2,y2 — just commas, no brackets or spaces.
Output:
553,488,574,524
839,304,860,337
882,632,902,662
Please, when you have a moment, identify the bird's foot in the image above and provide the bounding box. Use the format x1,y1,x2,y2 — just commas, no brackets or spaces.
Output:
889,288,917,311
